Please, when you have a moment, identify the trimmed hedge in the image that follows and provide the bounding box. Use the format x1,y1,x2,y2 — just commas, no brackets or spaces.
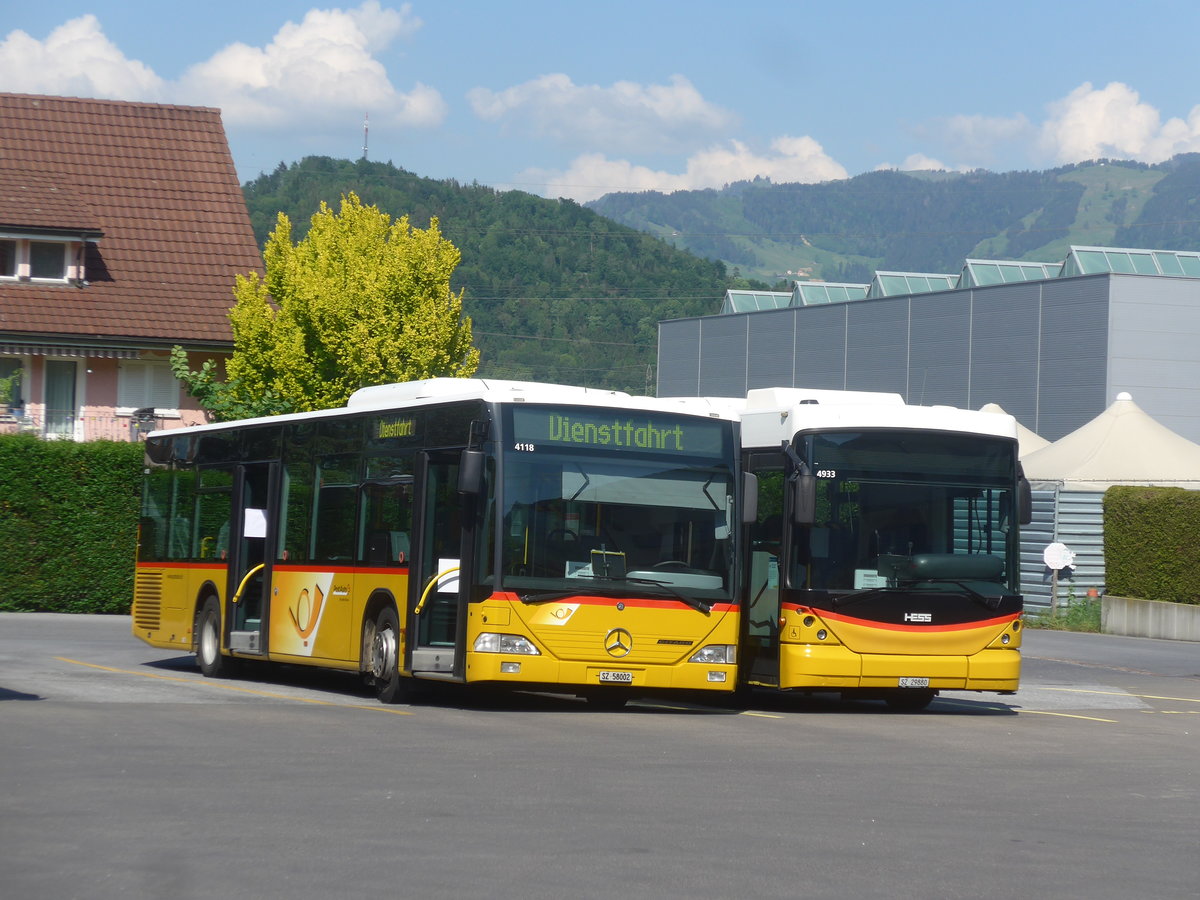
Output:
1104,486,1200,605
0,434,142,613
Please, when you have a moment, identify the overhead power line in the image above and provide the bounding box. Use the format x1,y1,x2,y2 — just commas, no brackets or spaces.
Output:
474,329,651,348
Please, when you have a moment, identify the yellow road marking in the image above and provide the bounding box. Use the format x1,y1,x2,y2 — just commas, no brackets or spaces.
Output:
936,696,1117,722
1014,709,1118,723
54,657,413,715
740,711,785,719
1043,686,1200,705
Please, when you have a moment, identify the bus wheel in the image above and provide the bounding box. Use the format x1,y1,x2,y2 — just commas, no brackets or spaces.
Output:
885,690,936,712
370,606,413,704
196,597,232,679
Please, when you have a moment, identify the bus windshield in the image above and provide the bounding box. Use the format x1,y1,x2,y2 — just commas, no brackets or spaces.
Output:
497,405,737,603
790,430,1018,593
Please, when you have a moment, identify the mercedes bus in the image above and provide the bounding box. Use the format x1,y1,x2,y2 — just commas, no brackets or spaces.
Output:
132,379,749,705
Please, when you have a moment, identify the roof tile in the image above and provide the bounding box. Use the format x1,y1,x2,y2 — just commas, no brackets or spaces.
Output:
0,92,262,347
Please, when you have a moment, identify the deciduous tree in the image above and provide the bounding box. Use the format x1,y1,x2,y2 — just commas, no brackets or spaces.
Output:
174,192,479,419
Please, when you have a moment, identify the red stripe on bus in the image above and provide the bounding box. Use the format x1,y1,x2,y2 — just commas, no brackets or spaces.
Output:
488,591,735,613
136,561,409,575
782,602,1019,633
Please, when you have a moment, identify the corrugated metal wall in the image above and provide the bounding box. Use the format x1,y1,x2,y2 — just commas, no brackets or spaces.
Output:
1019,486,1106,614
658,273,1117,443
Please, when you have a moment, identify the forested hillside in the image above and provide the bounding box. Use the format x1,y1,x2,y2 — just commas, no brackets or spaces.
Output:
589,157,1200,283
241,154,1200,393
242,158,748,392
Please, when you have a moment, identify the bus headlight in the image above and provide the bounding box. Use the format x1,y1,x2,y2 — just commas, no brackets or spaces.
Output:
688,644,736,664
473,633,541,655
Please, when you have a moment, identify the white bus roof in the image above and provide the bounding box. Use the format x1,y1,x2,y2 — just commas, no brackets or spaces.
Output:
149,378,740,440
688,386,1022,448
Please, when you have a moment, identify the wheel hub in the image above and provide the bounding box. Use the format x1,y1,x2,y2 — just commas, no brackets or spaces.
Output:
371,626,397,679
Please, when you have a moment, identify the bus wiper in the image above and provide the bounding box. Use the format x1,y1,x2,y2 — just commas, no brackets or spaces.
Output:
624,577,714,614
920,579,1003,612
519,590,580,605
831,587,896,609
517,575,650,605
519,576,713,614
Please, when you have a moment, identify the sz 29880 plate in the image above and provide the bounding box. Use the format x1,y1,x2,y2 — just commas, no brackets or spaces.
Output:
898,677,930,688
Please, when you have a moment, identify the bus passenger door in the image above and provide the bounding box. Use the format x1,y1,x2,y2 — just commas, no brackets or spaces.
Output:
226,462,278,657
407,450,471,679
743,464,783,686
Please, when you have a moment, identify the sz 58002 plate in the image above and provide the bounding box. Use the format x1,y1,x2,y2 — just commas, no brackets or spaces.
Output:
599,670,633,683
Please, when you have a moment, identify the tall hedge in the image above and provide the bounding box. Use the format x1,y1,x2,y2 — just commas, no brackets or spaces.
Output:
1104,486,1200,605
0,434,143,613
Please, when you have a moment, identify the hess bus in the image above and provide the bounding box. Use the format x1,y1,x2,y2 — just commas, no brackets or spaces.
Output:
132,378,749,705
735,387,1031,710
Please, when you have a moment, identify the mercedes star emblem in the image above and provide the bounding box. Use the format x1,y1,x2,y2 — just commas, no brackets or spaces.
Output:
604,627,633,658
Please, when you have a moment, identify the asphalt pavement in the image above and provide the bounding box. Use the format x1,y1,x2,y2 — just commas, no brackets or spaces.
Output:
1,614,1197,900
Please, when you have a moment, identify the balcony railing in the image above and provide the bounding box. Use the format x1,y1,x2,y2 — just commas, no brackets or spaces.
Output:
0,409,165,442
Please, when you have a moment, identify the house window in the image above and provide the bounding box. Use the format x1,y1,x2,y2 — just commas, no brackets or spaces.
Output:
0,238,81,282
1,357,23,411
30,241,67,279
118,360,180,414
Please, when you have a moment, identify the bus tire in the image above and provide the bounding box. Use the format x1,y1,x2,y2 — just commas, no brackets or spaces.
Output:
371,606,420,704
196,597,232,679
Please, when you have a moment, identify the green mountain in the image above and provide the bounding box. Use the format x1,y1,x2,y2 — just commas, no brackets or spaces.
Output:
242,157,744,393
587,157,1200,283
242,154,1200,393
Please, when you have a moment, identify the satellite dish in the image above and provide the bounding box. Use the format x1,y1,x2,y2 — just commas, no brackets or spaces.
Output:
1043,542,1075,570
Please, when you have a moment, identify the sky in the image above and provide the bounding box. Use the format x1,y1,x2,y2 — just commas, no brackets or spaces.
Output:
6,1,1200,203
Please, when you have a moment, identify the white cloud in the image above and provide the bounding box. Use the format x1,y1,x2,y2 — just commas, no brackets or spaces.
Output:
177,1,443,130
900,112,1034,172
899,153,953,172
0,15,165,100
1041,81,1200,163
940,113,1034,165
0,4,443,133
468,73,736,152
519,136,848,203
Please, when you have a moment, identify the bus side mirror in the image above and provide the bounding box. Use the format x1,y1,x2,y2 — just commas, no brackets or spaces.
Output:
742,472,759,524
1018,474,1033,525
792,474,816,526
459,450,484,495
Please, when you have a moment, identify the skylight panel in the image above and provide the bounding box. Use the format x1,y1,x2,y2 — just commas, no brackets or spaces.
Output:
1106,251,1136,274
1154,252,1185,275
1130,252,1158,275
1178,255,1200,276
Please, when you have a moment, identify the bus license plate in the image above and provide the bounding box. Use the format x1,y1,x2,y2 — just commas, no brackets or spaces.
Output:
899,677,930,688
599,671,633,684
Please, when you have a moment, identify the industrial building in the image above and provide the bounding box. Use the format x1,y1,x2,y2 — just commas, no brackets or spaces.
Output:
657,246,1200,444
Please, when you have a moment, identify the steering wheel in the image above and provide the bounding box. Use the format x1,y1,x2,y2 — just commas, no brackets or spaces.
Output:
546,528,579,543
652,560,691,570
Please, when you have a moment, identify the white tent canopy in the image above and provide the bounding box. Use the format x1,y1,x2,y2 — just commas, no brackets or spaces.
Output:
979,403,1049,458
1021,392,1200,490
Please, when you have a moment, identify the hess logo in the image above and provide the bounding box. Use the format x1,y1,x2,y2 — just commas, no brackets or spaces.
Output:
904,612,932,623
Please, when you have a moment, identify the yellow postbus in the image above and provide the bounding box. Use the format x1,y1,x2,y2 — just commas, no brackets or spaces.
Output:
734,388,1030,710
132,378,749,706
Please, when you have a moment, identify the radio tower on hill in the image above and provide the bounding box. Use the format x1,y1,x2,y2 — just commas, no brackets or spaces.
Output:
362,112,369,160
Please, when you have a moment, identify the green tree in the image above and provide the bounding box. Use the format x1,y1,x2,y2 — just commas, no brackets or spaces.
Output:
175,192,479,419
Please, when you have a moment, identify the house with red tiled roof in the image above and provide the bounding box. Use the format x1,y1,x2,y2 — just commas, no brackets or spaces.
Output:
0,93,262,439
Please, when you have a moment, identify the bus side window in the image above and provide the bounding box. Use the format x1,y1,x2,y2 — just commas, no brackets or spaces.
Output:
312,455,359,562
359,480,413,566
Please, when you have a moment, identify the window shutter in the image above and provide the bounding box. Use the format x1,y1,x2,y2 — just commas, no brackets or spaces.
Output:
118,361,179,410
